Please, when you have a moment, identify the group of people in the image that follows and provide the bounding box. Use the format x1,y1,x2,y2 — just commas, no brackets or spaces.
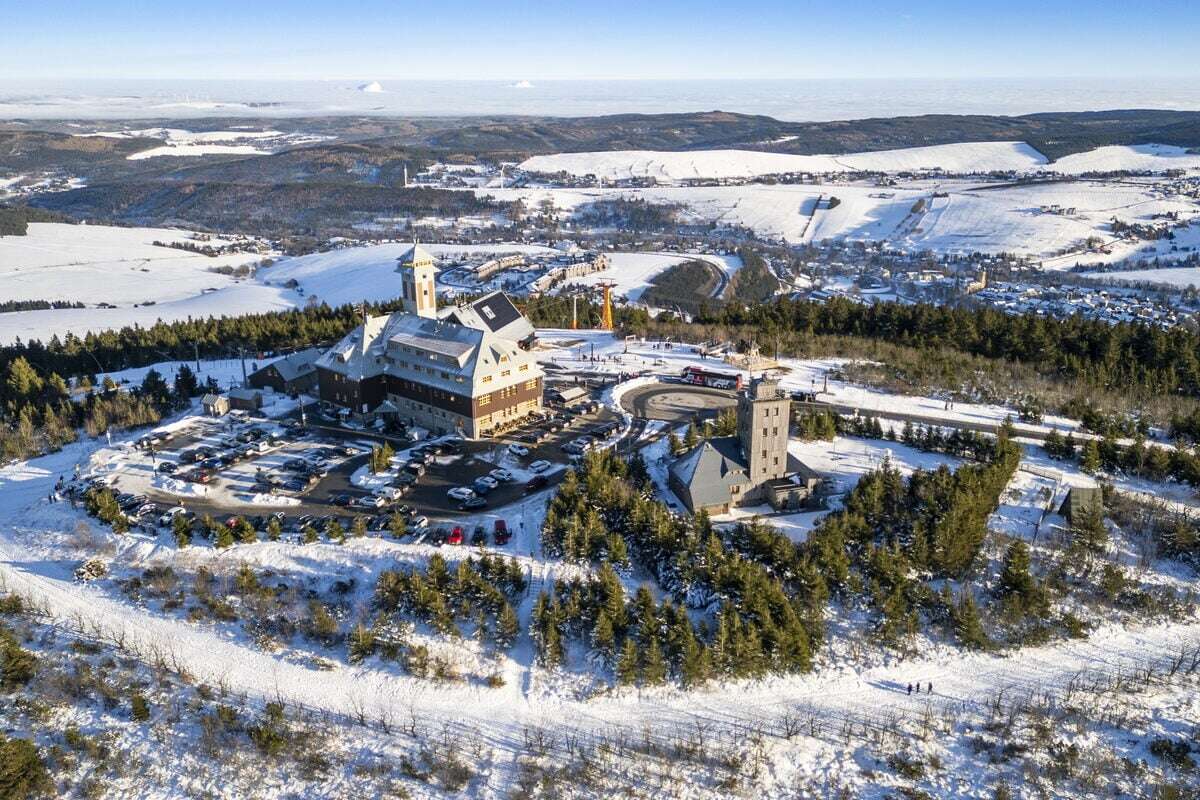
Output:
906,681,933,696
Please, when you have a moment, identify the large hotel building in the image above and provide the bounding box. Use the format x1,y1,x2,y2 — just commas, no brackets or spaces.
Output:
314,244,544,438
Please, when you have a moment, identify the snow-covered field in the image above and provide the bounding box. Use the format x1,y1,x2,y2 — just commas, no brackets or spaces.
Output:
84,126,332,159
0,222,264,305
521,142,1200,183
1081,264,1200,288
521,142,1048,181
485,176,1200,263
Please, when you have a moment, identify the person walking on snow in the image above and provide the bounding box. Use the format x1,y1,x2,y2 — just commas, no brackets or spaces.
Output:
906,683,912,695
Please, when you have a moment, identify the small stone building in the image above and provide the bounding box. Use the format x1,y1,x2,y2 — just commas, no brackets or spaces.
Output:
227,387,264,412
201,393,229,417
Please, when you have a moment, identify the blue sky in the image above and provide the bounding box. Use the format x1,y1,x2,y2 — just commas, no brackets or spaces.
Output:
4,0,1196,80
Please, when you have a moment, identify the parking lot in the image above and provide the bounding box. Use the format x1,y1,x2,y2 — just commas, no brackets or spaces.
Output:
93,391,624,545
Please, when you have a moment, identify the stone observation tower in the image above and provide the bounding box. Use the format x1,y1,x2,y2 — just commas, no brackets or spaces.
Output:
396,243,438,318
736,376,790,483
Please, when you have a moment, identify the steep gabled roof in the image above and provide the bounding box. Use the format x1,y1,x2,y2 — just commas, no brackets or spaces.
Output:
669,436,748,509
441,291,535,343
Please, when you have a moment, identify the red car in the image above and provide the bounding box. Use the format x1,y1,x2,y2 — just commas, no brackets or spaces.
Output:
493,519,511,545
447,526,464,546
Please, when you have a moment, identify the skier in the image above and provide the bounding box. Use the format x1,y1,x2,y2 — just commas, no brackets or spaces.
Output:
927,681,933,694
914,683,920,695
906,683,912,695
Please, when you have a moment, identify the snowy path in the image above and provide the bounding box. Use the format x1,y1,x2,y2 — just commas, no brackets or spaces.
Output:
2,445,1198,759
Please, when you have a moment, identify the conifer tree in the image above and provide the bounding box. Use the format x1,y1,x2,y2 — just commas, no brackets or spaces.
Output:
591,611,615,660
266,517,282,542
301,523,319,544
641,637,667,685
389,512,407,539
1080,439,1101,474
616,637,639,685
173,514,191,548
495,603,519,650
953,592,990,650
236,518,257,545
351,516,368,538
684,421,699,450
214,524,234,549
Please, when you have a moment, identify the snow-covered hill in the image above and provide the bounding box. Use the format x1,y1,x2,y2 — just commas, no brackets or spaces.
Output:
521,141,1200,182
521,142,1048,181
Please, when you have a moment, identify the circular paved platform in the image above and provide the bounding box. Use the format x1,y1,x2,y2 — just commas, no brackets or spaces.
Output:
621,383,736,422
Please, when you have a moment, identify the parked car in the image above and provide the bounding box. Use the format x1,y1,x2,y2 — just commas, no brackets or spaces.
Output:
493,519,511,545
447,486,475,501
508,444,529,457
394,472,417,486
355,495,386,509
471,525,487,546
475,475,499,491
331,493,354,506
373,486,403,501
404,461,426,476
529,460,551,473
524,475,549,493
156,461,178,474
447,526,464,546
157,506,186,527
410,515,429,531
489,468,513,482
461,496,487,510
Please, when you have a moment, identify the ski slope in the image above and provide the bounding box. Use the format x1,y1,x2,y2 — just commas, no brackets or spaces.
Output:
521,142,1048,181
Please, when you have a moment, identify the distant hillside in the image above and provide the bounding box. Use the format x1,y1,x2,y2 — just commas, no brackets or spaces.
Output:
17,109,1200,237
31,182,506,238
416,109,1200,161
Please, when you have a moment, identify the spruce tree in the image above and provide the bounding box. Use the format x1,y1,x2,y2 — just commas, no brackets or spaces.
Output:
236,518,257,545
591,611,615,660
684,421,699,450
173,514,191,548
1080,439,1101,474
302,523,319,544
266,517,282,542
351,516,368,538
953,593,990,650
389,512,407,539
214,524,234,549
641,638,667,685
495,603,519,650
616,637,639,685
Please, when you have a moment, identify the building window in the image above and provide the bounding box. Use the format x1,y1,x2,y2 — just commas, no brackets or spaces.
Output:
525,379,537,390
482,375,492,384
479,395,491,407
501,370,511,377
519,364,529,372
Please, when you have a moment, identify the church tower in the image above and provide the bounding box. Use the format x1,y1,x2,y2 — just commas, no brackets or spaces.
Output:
396,243,438,318
737,376,790,484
